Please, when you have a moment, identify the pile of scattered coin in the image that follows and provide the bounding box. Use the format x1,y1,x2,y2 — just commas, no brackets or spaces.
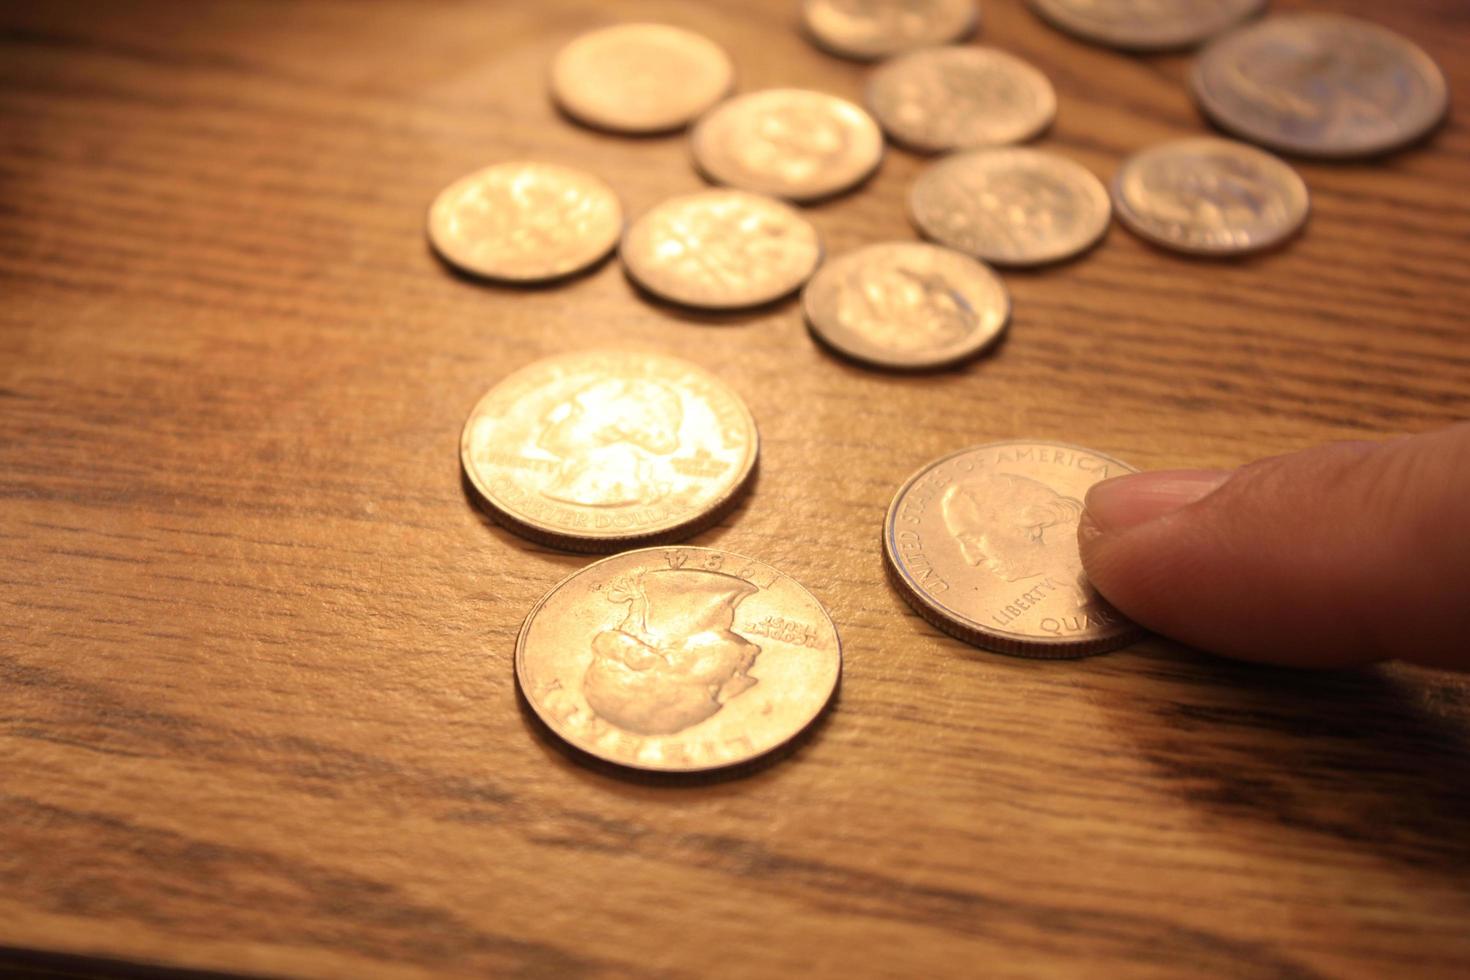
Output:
432,1,1448,772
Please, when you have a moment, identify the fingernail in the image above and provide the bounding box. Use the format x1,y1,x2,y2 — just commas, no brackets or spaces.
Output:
1084,469,1233,534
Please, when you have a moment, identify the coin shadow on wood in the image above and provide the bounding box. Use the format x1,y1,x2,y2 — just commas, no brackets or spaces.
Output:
426,237,615,291
1106,640,1470,888
512,666,841,788
619,267,803,325
548,99,694,142
804,317,1011,376
457,468,597,567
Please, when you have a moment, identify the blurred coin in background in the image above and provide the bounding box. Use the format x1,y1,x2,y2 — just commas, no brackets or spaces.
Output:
1112,137,1309,256
552,23,734,134
802,0,979,60
692,89,884,202
867,46,1056,153
1027,0,1265,51
803,242,1010,369
428,162,622,282
1192,13,1448,158
910,148,1111,266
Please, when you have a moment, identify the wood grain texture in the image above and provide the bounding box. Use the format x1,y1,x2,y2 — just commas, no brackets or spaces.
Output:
2,0,1469,976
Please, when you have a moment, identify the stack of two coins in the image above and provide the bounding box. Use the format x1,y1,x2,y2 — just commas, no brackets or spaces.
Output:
461,351,841,773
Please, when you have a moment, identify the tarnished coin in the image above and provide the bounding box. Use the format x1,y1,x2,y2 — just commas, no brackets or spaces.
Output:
910,148,1111,266
802,242,1010,370
460,351,758,551
516,546,842,772
1027,0,1264,51
1192,14,1449,159
691,89,884,202
1113,137,1309,256
884,441,1142,657
621,190,822,309
867,46,1055,153
428,162,622,282
801,0,979,61
551,24,734,134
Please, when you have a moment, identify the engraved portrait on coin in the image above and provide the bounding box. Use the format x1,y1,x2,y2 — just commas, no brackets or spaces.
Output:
517,547,842,771
584,567,760,735
884,441,1142,657
461,352,758,550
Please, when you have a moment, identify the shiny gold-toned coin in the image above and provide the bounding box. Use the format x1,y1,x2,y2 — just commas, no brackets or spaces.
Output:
1192,14,1449,159
802,242,1010,370
621,190,822,309
517,546,842,772
691,89,884,202
1027,0,1264,51
801,0,979,61
428,162,622,282
910,148,1111,266
460,351,758,551
867,46,1055,153
1112,137,1309,256
884,441,1142,657
551,24,734,134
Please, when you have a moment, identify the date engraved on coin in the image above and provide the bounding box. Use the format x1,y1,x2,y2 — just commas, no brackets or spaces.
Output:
517,547,842,771
691,89,884,202
1112,137,1309,256
621,190,822,309
461,351,757,550
1192,13,1448,159
884,441,1143,657
427,162,622,282
910,148,1111,266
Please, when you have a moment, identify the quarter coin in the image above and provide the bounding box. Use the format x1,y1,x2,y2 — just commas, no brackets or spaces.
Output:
883,441,1143,657
461,351,758,551
867,46,1056,153
801,0,978,61
1192,14,1449,158
910,148,1111,266
517,546,842,772
621,190,822,309
551,24,734,134
1027,0,1264,51
1112,137,1309,256
428,162,622,282
691,89,884,202
802,242,1010,370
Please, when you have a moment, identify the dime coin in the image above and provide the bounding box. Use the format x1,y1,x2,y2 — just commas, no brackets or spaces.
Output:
1112,137,1309,256
883,441,1142,657
621,190,822,308
867,46,1056,153
1192,14,1449,159
516,546,842,772
910,148,1111,266
428,162,622,282
461,351,758,551
691,89,884,202
551,24,734,134
802,242,1010,370
1027,0,1264,51
801,0,979,61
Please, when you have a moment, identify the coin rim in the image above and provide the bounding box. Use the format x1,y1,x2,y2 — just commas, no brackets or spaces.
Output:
427,162,625,282
1190,12,1450,159
1026,0,1266,51
881,440,1145,657
619,189,825,309
460,350,760,549
1110,137,1311,257
549,22,736,134
799,0,980,61
907,148,1113,267
801,241,1012,370
514,545,843,772
689,88,886,203
864,45,1058,154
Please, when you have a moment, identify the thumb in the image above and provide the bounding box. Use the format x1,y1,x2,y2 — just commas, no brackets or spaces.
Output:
1078,423,1470,670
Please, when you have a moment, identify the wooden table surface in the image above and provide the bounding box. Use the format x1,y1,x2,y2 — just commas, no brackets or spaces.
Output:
4,0,1469,977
